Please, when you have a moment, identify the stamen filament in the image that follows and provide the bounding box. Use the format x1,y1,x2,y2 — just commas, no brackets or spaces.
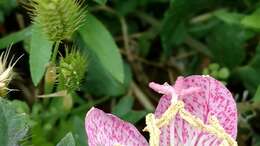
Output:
144,99,237,146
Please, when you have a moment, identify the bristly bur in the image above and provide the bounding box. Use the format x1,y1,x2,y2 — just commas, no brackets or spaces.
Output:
29,0,86,42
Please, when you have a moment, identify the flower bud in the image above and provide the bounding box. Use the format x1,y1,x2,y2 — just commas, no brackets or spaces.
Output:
62,92,73,111
44,63,57,94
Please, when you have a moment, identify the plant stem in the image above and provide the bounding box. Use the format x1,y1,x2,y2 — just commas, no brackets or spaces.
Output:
132,82,155,111
51,41,60,63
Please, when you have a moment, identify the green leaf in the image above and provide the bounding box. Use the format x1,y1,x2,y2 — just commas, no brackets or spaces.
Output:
0,0,17,15
236,66,260,94
29,25,53,86
112,96,134,117
93,0,107,5
214,9,244,25
78,13,124,83
76,30,131,96
207,23,253,68
250,54,260,73
252,134,260,146
81,47,131,96
11,100,30,114
56,132,75,146
161,0,214,56
241,8,260,30
253,86,260,102
0,99,30,146
0,26,32,49
115,0,139,15
0,11,4,23
121,110,147,124
72,117,87,146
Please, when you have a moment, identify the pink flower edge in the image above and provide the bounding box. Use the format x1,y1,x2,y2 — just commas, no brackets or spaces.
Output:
85,107,149,146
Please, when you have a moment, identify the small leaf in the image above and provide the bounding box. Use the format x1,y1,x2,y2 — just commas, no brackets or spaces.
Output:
241,9,260,30
253,86,260,102
214,9,244,25
115,0,139,15
93,0,107,5
121,110,147,124
56,132,75,146
78,13,124,83
72,117,87,146
161,0,214,56
0,26,32,49
236,66,260,94
0,99,30,146
29,25,53,86
112,96,134,117
207,23,254,68
0,0,17,15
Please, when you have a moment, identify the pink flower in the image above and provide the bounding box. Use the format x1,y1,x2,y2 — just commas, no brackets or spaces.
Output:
85,107,149,146
151,75,237,146
85,75,237,146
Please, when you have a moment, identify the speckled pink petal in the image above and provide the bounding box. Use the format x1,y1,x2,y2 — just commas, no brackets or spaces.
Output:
85,107,149,146
152,75,237,146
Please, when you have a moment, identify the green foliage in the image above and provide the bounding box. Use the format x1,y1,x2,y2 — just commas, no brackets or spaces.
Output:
76,13,128,96
203,63,230,83
112,96,134,117
31,0,85,41
237,66,260,94
207,23,253,68
0,26,32,49
121,110,147,124
0,0,17,23
93,0,107,5
253,86,260,103
241,9,260,30
29,25,53,86
161,0,213,56
78,13,125,83
214,9,244,25
1,0,260,145
0,99,30,146
112,96,147,124
56,132,75,146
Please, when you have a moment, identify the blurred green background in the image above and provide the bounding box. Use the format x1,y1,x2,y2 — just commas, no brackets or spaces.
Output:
1,0,260,145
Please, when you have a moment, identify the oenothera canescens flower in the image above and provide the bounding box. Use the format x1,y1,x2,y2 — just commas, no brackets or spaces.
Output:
85,75,238,146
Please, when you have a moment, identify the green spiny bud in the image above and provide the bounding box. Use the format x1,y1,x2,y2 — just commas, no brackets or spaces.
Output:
30,0,85,41
58,48,87,92
44,63,57,94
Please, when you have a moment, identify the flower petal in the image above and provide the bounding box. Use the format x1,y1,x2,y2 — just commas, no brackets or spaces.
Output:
153,75,237,145
85,107,149,146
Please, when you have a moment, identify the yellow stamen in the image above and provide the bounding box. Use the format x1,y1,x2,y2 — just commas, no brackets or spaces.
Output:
143,113,160,146
144,99,238,146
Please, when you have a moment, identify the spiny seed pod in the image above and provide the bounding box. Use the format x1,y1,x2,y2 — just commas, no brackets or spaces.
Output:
58,48,87,92
30,0,85,41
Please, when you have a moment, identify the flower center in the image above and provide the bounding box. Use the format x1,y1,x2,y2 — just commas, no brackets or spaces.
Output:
144,84,237,146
